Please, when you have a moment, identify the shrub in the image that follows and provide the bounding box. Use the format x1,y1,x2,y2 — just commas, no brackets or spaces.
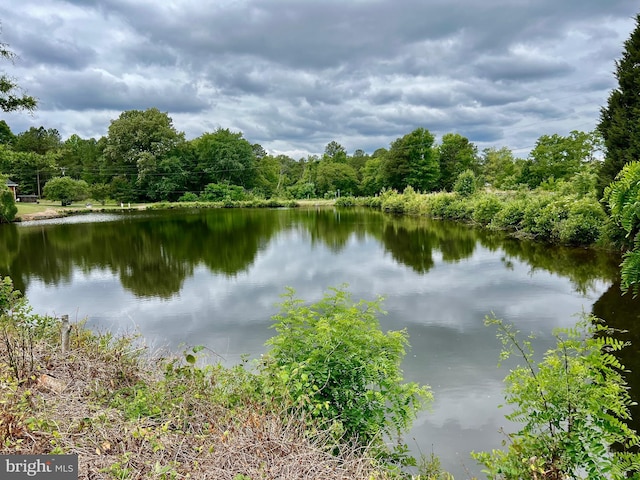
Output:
471,194,503,226
557,198,606,245
0,187,17,223
453,169,477,197
424,192,457,218
199,183,247,202
381,190,406,214
0,277,59,381
43,177,89,206
335,196,356,207
177,192,199,202
443,197,473,221
560,170,598,197
490,198,527,231
474,316,640,479
365,195,383,209
260,286,431,447
521,195,566,240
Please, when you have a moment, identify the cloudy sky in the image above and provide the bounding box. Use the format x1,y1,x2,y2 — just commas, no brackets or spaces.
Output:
0,1,637,158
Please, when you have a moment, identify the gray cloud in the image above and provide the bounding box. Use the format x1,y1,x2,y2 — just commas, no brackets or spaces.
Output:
0,0,637,156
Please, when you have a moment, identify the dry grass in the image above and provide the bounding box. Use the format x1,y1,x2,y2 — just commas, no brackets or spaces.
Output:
0,323,390,480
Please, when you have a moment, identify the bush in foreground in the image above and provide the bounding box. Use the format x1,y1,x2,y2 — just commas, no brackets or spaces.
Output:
261,286,432,453
0,277,441,478
474,316,640,479
0,277,401,479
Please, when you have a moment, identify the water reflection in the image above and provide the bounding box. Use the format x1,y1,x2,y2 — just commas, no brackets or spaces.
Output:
2,208,621,299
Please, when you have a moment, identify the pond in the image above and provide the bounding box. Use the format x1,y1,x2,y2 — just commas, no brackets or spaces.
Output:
1,207,639,477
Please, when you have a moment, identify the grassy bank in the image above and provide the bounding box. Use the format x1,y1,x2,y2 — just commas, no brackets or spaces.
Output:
14,198,336,222
336,186,616,249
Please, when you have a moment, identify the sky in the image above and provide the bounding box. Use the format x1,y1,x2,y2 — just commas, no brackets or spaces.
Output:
0,1,637,159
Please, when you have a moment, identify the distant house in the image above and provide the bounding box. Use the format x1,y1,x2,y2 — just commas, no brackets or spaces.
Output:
5,179,17,200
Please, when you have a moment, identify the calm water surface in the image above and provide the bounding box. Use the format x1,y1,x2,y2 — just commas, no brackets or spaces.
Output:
2,207,639,478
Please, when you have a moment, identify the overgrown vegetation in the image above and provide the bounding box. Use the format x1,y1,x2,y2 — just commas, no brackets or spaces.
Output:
473,317,640,479
349,175,609,247
605,161,640,294
261,286,431,457
0,277,443,479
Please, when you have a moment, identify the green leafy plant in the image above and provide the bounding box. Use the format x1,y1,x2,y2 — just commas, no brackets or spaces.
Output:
0,184,17,223
473,316,640,479
0,277,58,382
605,160,640,294
471,194,503,226
260,286,432,448
453,169,478,197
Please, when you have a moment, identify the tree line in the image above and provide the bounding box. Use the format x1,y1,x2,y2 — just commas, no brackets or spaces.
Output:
0,113,606,205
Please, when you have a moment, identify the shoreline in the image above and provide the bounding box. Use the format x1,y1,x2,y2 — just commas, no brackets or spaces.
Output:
14,199,338,223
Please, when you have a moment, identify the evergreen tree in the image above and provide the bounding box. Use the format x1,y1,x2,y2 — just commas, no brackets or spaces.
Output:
597,13,640,198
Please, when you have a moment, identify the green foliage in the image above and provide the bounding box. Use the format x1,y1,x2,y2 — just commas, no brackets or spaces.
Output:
193,128,255,188
14,127,61,155
474,316,640,479
89,182,111,205
316,161,358,197
416,452,455,480
481,147,517,189
559,169,598,197
43,176,89,205
177,192,199,202
287,181,316,199
0,277,58,382
382,128,439,192
261,286,432,447
380,189,407,214
0,181,17,222
605,160,640,294
199,183,249,202
109,175,135,203
437,133,479,191
361,156,384,196
598,14,640,198
452,169,477,197
443,197,473,221
423,191,457,218
524,131,597,189
471,194,502,226
557,198,606,245
490,198,527,230
520,195,561,239
0,40,37,113
334,195,357,207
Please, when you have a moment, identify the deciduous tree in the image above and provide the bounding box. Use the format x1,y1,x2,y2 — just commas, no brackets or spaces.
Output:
481,147,517,189
43,176,89,206
437,133,478,191
524,131,598,188
382,128,439,192
193,128,255,188
0,37,36,113
104,108,184,199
